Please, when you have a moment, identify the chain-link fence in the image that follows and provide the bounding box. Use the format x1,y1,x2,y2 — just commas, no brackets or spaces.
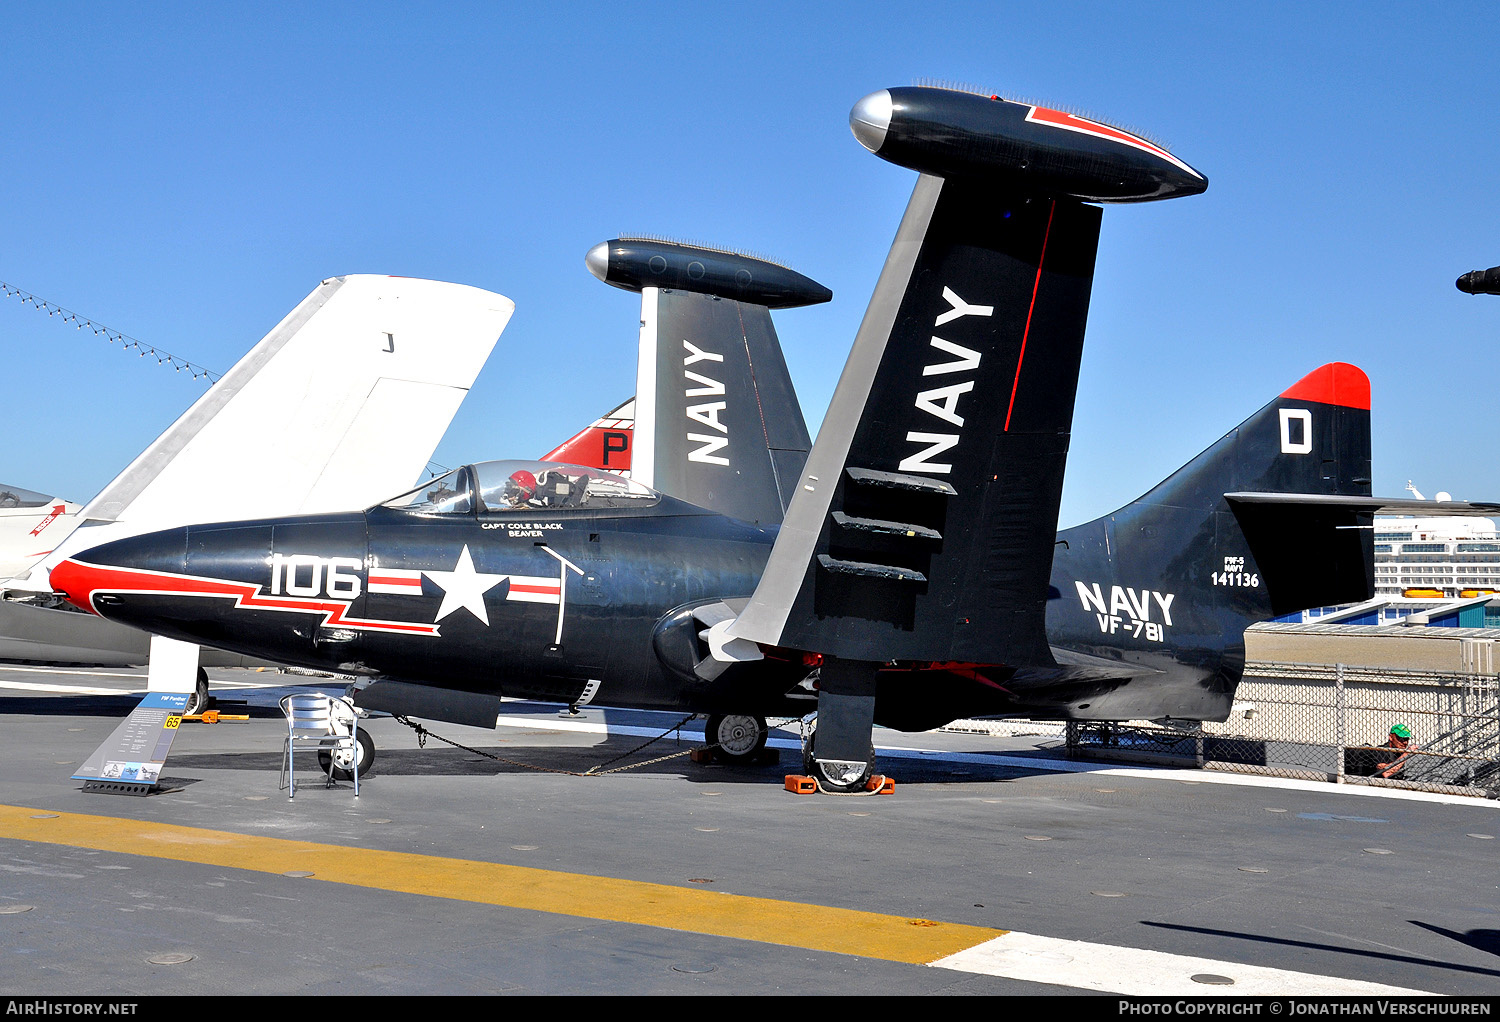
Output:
941,719,1066,739
1060,662,1500,798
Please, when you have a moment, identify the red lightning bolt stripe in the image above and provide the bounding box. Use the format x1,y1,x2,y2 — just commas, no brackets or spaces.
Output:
50,559,440,636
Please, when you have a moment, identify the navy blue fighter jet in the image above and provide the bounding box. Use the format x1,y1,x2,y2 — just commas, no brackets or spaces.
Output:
48,87,1393,791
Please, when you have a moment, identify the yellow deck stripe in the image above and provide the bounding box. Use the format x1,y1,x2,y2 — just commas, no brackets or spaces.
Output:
0,804,1001,964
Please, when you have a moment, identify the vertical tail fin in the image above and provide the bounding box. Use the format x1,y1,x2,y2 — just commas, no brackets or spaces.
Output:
540,398,636,475
1046,362,1374,720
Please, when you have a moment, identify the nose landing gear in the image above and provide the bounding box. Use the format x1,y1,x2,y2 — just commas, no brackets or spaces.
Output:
319,727,375,781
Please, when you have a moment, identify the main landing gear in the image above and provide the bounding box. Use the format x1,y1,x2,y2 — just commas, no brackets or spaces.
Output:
801,727,875,793
703,713,768,765
798,657,881,793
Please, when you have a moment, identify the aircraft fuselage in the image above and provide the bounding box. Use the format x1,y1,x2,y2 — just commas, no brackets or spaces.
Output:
51,481,1265,729
60,495,822,718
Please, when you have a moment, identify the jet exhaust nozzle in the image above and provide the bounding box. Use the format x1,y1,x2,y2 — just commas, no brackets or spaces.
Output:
849,86,1207,202
585,238,831,309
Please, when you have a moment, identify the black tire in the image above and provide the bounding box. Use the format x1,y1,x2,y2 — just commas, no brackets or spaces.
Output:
704,714,768,765
183,669,210,717
319,727,374,780
802,729,874,793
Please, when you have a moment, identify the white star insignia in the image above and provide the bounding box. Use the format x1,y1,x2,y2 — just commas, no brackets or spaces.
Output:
423,545,508,626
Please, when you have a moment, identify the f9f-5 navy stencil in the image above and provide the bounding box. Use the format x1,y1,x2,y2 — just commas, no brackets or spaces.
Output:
1073,581,1175,642
1211,555,1260,588
898,287,993,475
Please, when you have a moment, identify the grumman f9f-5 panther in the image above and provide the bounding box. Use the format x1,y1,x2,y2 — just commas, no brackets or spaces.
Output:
48,86,1394,791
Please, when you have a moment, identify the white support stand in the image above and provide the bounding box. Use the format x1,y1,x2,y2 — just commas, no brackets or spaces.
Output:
147,635,201,693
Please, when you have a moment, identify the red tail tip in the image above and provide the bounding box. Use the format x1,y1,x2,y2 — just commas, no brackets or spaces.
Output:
1279,362,1370,410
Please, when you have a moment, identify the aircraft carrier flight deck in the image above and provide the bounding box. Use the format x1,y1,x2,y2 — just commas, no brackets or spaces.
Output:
1,664,1496,999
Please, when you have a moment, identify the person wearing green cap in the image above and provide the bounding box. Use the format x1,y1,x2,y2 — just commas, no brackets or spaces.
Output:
1375,724,1415,779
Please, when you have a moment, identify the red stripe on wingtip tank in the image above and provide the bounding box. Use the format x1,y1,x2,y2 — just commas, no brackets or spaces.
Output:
1279,362,1370,410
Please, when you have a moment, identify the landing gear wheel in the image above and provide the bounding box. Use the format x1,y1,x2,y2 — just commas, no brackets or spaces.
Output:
802,729,874,793
183,668,210,717
319,728,375,781
704,714,767,765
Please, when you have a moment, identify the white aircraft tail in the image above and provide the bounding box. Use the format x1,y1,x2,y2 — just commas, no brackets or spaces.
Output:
15,274,513,586
0,486,80,579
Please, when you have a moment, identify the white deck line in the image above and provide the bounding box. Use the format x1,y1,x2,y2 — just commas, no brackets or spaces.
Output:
931,931,1435,995
0,679,138,695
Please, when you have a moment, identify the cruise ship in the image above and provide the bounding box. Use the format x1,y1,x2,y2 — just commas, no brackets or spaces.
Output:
1375,520,1500,597
1297,484,1500,626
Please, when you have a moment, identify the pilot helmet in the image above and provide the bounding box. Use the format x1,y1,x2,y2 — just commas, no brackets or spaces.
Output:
505,469,537,503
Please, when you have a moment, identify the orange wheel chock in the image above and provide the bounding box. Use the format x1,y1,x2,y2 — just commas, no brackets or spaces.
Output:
784,774,818,794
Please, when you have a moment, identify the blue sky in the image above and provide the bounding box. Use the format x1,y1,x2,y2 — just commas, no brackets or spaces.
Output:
4,2,1498,527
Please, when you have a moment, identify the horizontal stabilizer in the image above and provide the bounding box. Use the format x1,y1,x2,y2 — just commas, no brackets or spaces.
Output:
1052,361,1377,656
1226,493,1500,517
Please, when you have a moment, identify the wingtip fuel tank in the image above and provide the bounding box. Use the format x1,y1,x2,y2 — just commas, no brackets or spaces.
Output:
850,86,1207,202
1456,265,1500,295
585,238,832,309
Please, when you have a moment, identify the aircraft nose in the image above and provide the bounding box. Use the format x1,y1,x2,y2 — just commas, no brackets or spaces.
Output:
51,528,189,615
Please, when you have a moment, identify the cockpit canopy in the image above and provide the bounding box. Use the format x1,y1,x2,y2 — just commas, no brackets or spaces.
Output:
382,461,658,515
0,484,60,510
